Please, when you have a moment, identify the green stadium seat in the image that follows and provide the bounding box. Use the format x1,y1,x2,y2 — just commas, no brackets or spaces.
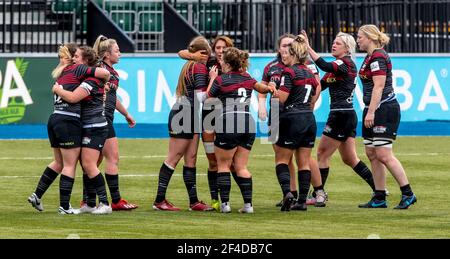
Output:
139,12,163,32
52,0,82,13
174,4,189,20
110,11,136,32
198,10,222,31
193,4,222,31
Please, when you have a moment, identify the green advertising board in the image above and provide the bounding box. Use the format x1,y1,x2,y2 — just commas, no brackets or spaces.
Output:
0,57,57,124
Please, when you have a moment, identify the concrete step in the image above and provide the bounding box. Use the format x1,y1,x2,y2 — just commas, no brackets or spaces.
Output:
0,31,75,45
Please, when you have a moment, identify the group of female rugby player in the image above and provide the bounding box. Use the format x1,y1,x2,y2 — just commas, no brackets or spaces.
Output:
28,36,138,214
28,24,416,214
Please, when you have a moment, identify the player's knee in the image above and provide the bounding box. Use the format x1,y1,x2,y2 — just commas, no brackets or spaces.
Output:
184,156,197,168
341,155,357,167
52,162,63,173
208,161,218,171
365,150,377,162
317,146,329,161
375,151,392,165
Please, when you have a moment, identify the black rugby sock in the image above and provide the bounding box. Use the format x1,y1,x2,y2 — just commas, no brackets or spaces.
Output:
35,167,59,199
353,161,376,191
276,164,291,197
155,163,175,203
183,166,199,205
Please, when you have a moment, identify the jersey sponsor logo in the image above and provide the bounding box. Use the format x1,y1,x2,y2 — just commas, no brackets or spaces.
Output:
307,64,318,74
333,60,344,66
82,137,92,145
373,126,387,134
326,77,336,83
59,141,75,147
338,134,345,138
370,61,380,72
284,141,294,145
359,73,368,80
270,75,281,82
219,142,227,146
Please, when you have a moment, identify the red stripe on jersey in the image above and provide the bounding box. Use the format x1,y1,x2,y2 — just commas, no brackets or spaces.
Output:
220,79,256,93
292,77,319,89
279,86,290,93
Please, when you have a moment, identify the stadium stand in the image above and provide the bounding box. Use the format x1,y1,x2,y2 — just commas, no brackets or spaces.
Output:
1,0,449,53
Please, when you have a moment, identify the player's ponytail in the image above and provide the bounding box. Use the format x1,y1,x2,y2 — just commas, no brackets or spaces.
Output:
288,34,308,64
93,35,118,63
239,50,250,72
359,24,390,48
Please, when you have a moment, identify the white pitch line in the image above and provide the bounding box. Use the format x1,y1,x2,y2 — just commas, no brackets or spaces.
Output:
0,173,207,180
0,153,448,161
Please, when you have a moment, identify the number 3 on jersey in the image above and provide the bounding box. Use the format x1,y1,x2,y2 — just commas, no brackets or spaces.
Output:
238,87,247,103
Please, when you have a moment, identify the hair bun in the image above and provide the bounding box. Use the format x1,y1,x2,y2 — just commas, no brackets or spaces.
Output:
295,35,306,43
240,50,249,60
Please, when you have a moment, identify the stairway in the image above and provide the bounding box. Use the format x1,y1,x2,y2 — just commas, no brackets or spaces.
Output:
0,0,85,53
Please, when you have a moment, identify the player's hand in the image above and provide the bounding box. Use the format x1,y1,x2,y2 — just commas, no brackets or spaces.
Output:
258,104,268,121
209,65,219,80
301,30,310,47
193,50,209,63
268,82,278,97
125,113,136,128
52,82,62,93
364,112,375,128
267,82,277,93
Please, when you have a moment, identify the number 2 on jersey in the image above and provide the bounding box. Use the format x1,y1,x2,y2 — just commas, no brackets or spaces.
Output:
238,87,247,103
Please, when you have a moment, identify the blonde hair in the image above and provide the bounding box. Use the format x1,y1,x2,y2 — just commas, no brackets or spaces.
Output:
51,43,77,79
176,36,212,97
288,34,309,64
359,24,390,48
336,32,356,56
93,35,118,62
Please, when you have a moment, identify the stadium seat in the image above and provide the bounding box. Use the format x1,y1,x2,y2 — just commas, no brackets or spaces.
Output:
139,12,163,33
197,5,222,32
52,0,82,13
110,11,136,33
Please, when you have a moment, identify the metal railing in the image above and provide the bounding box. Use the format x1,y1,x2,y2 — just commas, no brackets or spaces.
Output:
168,0,450,53
1,0,87,53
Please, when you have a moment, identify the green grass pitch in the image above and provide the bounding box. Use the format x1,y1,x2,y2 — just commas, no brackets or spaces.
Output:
0,137,449,239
